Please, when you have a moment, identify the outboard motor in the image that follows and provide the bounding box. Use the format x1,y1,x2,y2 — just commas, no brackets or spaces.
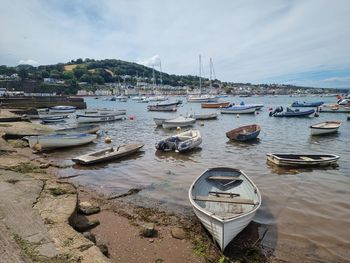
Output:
269,106,283,117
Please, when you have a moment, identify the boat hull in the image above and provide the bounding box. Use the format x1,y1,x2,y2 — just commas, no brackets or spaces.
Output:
76,114,125,123
266,153,339,167
26,134,97,150
226,124,261,141
162,118,196,129
310,127,339,135
220,106,256,114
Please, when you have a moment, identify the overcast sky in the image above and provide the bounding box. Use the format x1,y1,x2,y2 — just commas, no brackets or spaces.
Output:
1,0,349,88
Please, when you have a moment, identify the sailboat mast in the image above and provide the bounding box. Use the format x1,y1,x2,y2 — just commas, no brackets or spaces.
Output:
152,66,156,94
159,60,163,89
209,57,212,89
199,55,202,94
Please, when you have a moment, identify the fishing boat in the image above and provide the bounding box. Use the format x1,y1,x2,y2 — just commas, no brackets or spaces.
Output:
189,113,218,120
201,102,231,108
162,116,196,129
147,101,178,112
76,112,126,123
266,153,340,167
40,115,68,124
226,124,261,141
220,105,257,114
269,107,315,117
25,133,97,150
189,167,261,251
310,121,341,136
291,101,324,107
48,106,77,114
72,143,144,165
156,129,202,152
55,124,100,134
154,117,168,126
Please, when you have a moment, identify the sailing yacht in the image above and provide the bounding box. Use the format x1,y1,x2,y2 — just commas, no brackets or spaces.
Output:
187,55,218,103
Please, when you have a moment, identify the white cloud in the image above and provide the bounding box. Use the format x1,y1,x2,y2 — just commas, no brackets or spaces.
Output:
18,59,39,66
0,0,349,88
136,55,161,68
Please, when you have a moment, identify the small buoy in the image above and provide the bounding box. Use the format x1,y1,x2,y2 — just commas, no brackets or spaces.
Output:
33,143,42,152
314,112,320,117
176,126,181,131
256,111,260,115
236,114,240,118
129,115,134,120
269,107,273,111
200,122,204,126
105,137,112,144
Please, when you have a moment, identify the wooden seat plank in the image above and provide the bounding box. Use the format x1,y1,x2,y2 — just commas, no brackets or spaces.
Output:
207,176,242,182
194,195,256,205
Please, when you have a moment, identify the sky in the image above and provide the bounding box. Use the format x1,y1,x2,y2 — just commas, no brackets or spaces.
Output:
0,0,350,89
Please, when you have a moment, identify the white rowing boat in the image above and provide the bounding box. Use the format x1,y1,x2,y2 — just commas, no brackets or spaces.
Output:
48,106,77,114
156,129,202,152
162,116,196,129
189,167,261,251
76,112,126,123
266,153,340,167
25,133,97,150
189,113,218,120
310,121,341,135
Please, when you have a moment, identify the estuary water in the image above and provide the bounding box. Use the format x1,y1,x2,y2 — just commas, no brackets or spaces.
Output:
50,95,350,262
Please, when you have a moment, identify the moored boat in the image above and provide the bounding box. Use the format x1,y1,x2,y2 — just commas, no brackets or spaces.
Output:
72,143,144,165
220,105,257,114
291,101,324,107
25,133,97,150
55,124,100,134
266,153,340,167
147,101,178,112
187,94,218,103
162,116,196,129
310,121,341,136
189,113,218,120
76,112,126,123
189,167,261,251
156,129,202,152
40,115,68,124
269,107,315,117
154,117,168,126
48,106,77,114
201,102,231,108
226,124,261,141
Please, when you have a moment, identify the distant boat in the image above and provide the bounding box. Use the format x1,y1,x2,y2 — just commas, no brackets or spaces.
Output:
162,116,196,129
40,115,68,124
220,105,257,114
201,102,231,108
25,133,97,150
310,121,341,136
116,95,128,102
156,129,202,152
55,124,100,134
189,113,218,120
187,94,218,103
147,101,179,112
226,124,261,141
76,112,126,123
189,167,261,251
291,101,324,107
266,153,340,167
319,105,350,113
72,143,144,165
85,109,126,115
49,106,76,114
269,107,315,117
148,96,167,102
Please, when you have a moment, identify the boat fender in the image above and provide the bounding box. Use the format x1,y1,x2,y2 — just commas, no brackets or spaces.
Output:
236,114,239,118
33,143,42,152
176,126,181,131
105,137,112,144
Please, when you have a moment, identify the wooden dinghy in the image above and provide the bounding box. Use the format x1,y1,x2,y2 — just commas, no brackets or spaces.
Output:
220,105,257,114
156,129,202,152
189,167,261,251
201,102,231,108
266,153,340,167
72,143,144,165
310,121,341,136
226,124,261,141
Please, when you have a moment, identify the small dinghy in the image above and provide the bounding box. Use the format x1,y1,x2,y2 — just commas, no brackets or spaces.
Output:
310,121,341,136
156,129,202,152
220,105,257,114
201,102,231,108
162,116,196,129
72,143,144,165
55,124,100,134
25,133,97,150
266,153,340,167
76,112,126,123
40,115,68,124
189,167,261,251
226,124,261,141
189,113,218,120
49,106,76,114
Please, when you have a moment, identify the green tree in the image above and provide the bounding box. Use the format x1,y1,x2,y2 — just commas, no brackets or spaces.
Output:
49,69,61,79
62,71,75,80
91,74,104,84
73,67,87,79
80,74,92,83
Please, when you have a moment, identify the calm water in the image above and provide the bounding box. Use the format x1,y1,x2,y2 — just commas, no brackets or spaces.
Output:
48,95,350,262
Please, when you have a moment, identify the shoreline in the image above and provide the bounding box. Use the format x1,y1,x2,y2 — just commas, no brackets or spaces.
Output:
0,119,272,262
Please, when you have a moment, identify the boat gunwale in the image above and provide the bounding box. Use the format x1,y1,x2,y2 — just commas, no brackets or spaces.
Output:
266,153,340,162
309,121,341,129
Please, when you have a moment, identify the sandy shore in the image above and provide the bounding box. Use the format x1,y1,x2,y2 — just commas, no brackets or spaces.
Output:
0,118,273,263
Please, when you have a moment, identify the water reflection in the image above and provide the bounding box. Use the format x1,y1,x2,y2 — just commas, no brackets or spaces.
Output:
154,148,202,162
266,160,339,175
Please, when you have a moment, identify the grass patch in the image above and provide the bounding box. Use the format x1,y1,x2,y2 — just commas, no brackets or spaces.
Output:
49,187,75,196
193,237,208,257
4,163,43,174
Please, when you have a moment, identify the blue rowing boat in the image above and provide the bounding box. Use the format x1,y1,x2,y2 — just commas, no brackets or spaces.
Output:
291,101,324,107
